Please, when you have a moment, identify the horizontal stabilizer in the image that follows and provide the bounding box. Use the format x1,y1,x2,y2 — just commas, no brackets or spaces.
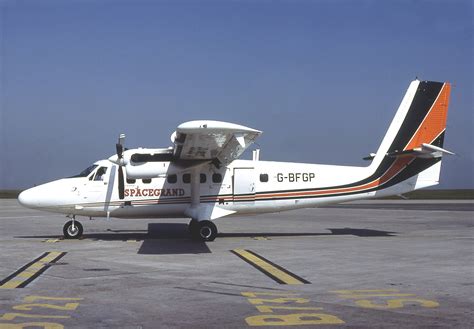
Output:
363,153,376,161
387,143,454,159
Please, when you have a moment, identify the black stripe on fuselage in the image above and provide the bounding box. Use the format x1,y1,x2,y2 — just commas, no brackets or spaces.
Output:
241,158,441,202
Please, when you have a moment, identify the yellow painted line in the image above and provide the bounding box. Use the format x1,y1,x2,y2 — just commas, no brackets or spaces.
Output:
0,252,67,289
16,272,35,279
0,281,25,289
232,249,310,285
29,263,44,270
41,251,63,262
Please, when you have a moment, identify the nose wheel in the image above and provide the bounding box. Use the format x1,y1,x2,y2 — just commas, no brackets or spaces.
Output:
188,219,217,241
63,220,83,239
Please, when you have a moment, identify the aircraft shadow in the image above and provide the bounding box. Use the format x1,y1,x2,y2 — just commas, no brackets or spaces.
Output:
16,223,212,255
219,228,397,238
15,225,396,255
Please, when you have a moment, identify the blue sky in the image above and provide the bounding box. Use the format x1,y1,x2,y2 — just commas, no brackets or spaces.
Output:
1,0,472,189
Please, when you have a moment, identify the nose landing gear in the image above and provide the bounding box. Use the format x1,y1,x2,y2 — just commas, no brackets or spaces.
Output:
63,217,83,239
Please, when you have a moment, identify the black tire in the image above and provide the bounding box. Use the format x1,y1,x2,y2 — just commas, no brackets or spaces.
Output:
188,219,199,236
63,220,83,239
192,220,218,242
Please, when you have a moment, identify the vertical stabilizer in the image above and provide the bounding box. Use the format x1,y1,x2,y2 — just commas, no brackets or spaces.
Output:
367,80,451,194
370,80,451,170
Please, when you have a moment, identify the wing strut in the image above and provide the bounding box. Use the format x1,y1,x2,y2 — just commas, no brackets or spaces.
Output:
190,168,200,209
184,167,236,221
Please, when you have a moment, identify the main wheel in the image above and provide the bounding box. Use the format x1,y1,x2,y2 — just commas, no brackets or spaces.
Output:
63,220,83,239
192,220,218,242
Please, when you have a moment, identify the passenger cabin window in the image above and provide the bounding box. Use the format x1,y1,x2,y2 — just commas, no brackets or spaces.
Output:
212,173,222,183
181,173,207,183
167,174,177,184
127,178,136,184
93,167,108,181
142,178,152,184
260,174,269,182
182,173,191,184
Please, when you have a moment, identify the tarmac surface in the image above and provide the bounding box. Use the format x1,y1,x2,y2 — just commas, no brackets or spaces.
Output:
0,199,472,328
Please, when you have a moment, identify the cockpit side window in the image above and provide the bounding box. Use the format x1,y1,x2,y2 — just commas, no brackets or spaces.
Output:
93,167,108,181
69,165,98,178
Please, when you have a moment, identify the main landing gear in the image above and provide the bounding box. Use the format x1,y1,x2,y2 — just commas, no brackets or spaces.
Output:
63,217,83,239
188,219,218,242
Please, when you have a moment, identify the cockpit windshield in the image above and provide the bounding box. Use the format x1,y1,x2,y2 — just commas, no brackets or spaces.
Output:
69,165,98,178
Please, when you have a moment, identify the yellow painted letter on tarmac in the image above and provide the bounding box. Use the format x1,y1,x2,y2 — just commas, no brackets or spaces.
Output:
355,298,439,309
246,313,345,326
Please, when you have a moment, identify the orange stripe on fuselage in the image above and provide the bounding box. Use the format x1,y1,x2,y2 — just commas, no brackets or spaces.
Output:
405,83,450,150
252,156,414,200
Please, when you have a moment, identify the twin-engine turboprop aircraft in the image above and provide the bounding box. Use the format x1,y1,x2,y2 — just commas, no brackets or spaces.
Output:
18,80,453,241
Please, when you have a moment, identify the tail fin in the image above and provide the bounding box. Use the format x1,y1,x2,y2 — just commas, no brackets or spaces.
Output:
369,80,452,194
371,80,451,168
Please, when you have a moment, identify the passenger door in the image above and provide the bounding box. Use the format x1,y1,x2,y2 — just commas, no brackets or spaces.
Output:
233,168,255,204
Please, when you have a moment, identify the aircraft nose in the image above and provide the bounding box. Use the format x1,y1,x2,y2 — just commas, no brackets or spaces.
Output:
18,186,52,209
18,181,72,209
18,188,36,208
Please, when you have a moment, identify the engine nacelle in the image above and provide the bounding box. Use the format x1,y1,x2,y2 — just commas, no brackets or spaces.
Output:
122,148,171,179
126,161,183,179
121,148,207,179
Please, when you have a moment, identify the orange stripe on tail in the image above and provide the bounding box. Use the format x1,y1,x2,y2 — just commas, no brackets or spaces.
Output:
405,83,451,150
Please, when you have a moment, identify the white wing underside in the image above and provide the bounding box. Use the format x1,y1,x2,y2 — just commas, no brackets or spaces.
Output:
171,120,262,164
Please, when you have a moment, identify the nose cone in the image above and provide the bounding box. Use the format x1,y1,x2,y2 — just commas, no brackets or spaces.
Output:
108,154,127,166
18,188,39,209
18,181,66,209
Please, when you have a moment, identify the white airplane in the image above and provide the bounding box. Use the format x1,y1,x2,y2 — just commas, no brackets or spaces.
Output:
18,79,453,241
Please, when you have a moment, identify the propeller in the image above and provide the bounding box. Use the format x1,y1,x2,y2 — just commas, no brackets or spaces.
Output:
116,134,126,200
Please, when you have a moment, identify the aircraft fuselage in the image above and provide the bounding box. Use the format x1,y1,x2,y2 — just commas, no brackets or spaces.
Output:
18,157,432,219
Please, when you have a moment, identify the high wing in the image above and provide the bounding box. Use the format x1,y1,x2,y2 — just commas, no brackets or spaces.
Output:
171,120,262,165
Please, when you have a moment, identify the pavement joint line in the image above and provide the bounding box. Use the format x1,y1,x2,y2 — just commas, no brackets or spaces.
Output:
231,249,310,285
0,215,52,219
0,251,67,289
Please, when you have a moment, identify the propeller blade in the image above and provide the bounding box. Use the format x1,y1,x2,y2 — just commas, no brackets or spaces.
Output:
116,143,123,159
118,133,126,146
115,133,126,199
118,165,125,200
